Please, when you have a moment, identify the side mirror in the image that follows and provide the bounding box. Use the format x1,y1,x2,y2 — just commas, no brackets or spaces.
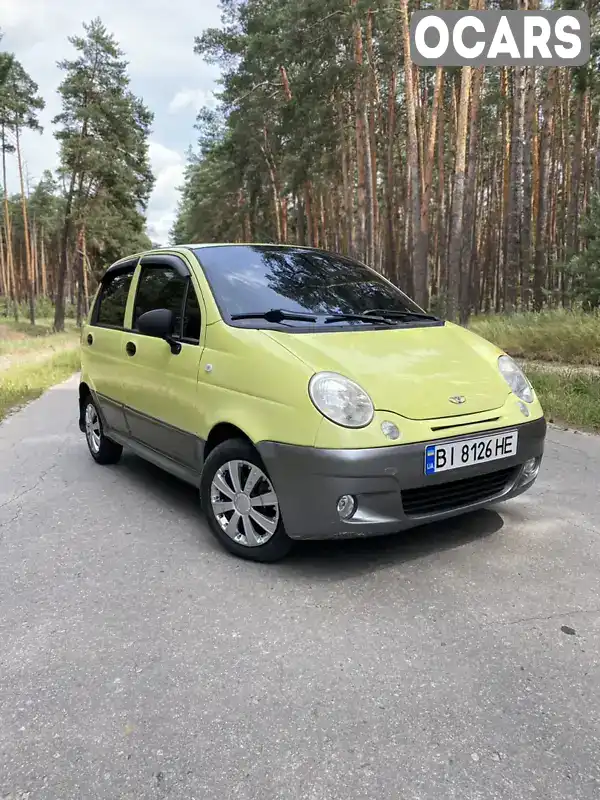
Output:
136,308,181,355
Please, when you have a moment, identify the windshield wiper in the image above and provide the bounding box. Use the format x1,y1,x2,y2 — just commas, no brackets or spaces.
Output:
362,308,442,322
323,313,396,326
230,308,318,324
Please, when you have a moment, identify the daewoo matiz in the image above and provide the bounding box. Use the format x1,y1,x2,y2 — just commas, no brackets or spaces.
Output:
79,245,546,562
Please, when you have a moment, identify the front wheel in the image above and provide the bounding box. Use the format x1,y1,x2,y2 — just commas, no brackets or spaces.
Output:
83,396,123,465
200,439,293,562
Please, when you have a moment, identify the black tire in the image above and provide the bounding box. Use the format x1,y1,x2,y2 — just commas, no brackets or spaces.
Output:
83,395,123,465
200,438,293,563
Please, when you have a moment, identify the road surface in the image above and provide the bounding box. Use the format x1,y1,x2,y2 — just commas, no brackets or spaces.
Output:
1,376,599,800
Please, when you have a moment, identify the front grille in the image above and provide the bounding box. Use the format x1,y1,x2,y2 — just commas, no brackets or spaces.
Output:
401,467,517,517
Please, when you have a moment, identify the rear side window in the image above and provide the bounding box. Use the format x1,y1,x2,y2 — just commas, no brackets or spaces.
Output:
95,269,135,328
133,266,188,333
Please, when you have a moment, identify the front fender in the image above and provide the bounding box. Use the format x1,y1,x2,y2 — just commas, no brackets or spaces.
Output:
198,323,323,446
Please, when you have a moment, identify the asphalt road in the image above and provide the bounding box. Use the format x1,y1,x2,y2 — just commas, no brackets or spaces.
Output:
1,376,599,800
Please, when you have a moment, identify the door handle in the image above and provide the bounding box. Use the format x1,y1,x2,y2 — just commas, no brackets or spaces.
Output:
87,334,93,345
126,341,136,357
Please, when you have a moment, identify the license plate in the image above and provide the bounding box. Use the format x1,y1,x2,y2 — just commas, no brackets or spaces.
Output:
425,430,519,475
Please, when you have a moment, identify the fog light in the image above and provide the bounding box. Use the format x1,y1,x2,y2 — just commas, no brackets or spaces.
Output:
337,495,356,520
522,458,539,481
518,401,530,418
381,421,401,440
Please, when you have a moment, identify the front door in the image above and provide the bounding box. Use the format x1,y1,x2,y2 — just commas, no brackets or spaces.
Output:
82,259,138,436
121,253,205,470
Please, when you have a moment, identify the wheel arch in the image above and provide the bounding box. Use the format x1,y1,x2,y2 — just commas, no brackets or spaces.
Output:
203,422,255,461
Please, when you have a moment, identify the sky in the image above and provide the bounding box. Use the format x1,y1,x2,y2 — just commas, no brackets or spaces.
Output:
2,0,223,245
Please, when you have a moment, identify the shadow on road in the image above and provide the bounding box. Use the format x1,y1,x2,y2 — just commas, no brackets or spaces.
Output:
116,451,505,580
281,509,504,580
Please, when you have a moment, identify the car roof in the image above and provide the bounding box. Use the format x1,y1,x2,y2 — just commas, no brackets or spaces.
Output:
104,242,336,276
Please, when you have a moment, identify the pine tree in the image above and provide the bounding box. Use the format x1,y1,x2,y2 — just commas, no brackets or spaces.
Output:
52,18,154,331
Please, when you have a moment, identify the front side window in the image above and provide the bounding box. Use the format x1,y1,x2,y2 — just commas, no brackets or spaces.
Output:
192,245,425,330
95,268,135,328
133,266,188,333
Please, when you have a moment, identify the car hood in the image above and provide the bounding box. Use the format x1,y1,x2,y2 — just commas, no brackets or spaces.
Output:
265,322,510,421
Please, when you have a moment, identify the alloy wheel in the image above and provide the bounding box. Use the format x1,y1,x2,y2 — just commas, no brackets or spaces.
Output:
210,459,280,547
85,403,101,455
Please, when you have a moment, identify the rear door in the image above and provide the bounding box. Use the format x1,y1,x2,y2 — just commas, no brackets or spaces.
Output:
82,258,138,436
121,253,206,469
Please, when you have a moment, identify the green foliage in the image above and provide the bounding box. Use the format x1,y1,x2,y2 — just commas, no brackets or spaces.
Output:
0,21,156,335
173,0,373,244
566,192,600,309
49,18,156,327
0,51,45,174
0,30,14,91
1,59,44,131
53,18,155,218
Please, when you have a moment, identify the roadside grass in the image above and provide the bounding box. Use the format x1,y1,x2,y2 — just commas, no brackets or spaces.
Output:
527,368,600,432
0,348,81,421
0,318,78,356
469,309,600,366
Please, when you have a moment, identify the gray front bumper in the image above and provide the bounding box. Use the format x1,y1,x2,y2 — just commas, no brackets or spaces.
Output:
257,417,547,540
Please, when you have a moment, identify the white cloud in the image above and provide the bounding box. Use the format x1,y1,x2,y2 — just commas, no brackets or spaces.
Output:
169,88,216,114
1,0,222,244
146,142,185,245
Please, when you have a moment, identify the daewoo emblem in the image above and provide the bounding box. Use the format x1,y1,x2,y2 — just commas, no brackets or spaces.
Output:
449,395,466,405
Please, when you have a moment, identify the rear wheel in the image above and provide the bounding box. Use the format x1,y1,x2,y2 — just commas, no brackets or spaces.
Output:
200,439,293,562
83,396,123,465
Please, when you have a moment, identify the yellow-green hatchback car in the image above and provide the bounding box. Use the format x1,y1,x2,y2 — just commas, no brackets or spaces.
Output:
79,244,546,562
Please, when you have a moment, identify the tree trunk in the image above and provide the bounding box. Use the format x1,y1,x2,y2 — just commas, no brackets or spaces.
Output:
521,65,536,309
505,62,526,313
261,128,282,243
366,8,379,264
421,66,443,304
447,62,473,323
363,103,375,266
1,122,18,321
304,182,316,247
15,124,35,325
500,67,511,306
0,225,9,316
460,66,483,324
384,66,397,279
534,69,556,311
436,94,446,307
567,88,586,259
340,108,353,255
352,0,366,260
54,177,76,333
31,218,39,301
40,228,48,297
76,225,85,327
399,0,427,307
595,112,600,194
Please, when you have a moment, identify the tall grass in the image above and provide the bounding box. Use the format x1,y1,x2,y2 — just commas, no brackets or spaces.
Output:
0,349,81,420
0,318,79,358
469,309,600,365
527,368,600,432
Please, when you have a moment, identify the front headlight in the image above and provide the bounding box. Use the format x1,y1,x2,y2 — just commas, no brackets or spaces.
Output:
498,355,534,403
308,372,374,428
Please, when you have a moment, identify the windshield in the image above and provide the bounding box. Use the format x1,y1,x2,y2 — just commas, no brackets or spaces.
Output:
192,245,424,329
